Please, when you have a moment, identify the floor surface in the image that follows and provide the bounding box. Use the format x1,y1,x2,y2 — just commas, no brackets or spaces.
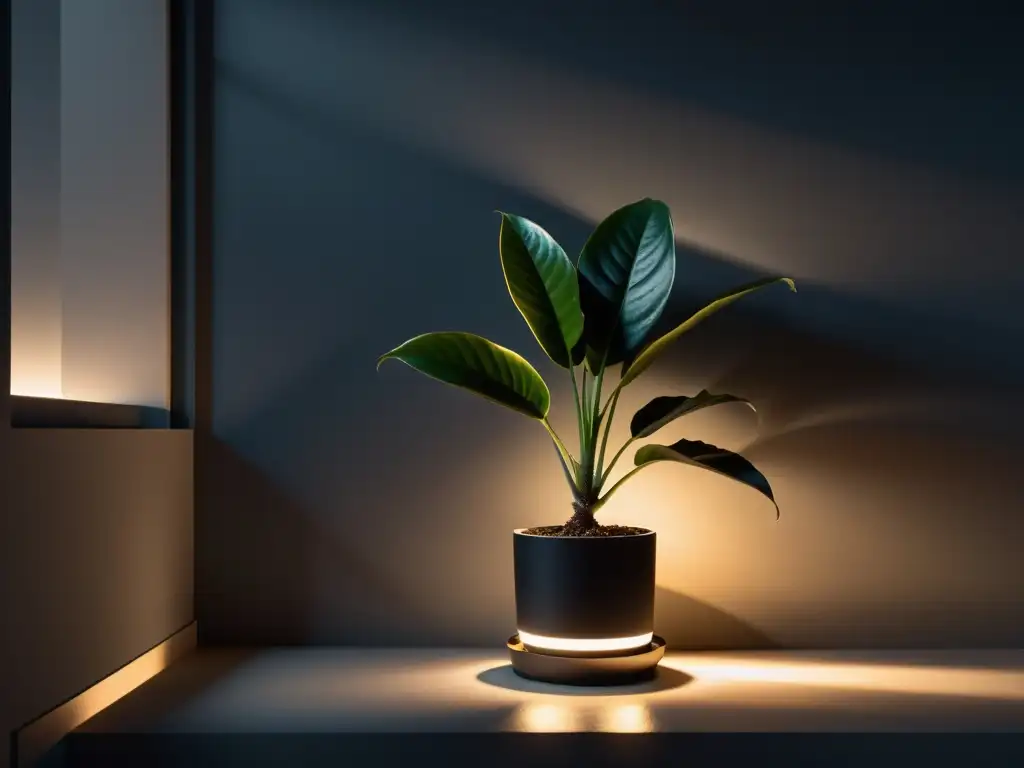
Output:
57,648,1024,766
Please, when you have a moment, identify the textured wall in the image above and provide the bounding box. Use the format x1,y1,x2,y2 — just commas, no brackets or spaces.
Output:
199,0,1024,648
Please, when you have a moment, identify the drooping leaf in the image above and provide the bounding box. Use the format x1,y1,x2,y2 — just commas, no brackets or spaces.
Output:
378,332,550,419
619,277,795,389
633,438,779,518
498,213,584,368
630,391,754,439
577,198,675,371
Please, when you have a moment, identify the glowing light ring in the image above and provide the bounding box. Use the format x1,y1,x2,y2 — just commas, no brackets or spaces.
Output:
517,630,653,654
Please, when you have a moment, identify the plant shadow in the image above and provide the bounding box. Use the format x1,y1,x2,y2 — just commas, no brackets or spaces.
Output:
655,587,780,651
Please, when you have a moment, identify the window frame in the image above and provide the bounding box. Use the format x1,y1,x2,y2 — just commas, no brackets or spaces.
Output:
4,0,213,431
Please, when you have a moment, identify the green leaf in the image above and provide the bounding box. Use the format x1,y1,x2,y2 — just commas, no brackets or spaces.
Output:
577,198,676,371
630,390,754,439
620,277,796,389
634,438,779,518
378,332,550,419
498,213,584,368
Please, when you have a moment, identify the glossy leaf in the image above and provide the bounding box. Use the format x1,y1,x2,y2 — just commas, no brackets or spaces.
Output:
498,212,584,368
630,391,753,439
620,277,795,389
577,198,675,371
634,438,779,518
378,332,550,419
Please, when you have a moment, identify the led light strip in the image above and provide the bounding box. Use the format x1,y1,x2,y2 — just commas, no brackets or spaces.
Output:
518,629,653,654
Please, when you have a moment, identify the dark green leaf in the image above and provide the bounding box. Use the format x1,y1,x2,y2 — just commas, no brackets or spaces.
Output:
498,213,584,368
577,198,675,370
378,332,550,419
630,391,754,439
634,438,779,518
620,277,795,388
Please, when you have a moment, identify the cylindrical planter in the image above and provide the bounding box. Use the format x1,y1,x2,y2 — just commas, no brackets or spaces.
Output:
513,528,656,658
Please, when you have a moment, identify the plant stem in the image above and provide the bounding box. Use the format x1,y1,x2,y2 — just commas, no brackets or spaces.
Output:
573,366,598,499
581,368,590,437
592,464,646,513
587,367,605,490
595,388,620,491
543,418,580,499
600,436,633,487
566,363,586,483
543,417,574,467
600,378,625,421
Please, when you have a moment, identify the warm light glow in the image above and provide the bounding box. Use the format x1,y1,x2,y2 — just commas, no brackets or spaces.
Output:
511,702,579,732
598,703,654,733
9,376,64,399
518,629,653,654
16,624,196,765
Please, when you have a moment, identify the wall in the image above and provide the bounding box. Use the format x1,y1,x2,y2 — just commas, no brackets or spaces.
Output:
1,3,192,767
0,432,194,768
199,0,1024,648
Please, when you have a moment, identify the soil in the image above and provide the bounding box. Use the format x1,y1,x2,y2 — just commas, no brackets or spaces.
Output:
523,524,652,538
522,501,651,537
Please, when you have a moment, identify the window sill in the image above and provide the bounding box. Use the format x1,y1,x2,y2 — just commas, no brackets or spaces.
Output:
11,395,170,428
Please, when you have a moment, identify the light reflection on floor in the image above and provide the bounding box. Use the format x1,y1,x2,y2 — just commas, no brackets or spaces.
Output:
480,653,1024,733
512,700,655,733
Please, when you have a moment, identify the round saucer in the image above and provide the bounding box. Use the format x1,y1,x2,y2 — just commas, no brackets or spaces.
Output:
507,634,666,686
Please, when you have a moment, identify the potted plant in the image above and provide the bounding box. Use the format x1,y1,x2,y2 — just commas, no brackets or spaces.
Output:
379,198,794,678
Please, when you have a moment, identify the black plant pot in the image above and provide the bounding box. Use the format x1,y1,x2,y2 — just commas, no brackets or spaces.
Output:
512,528,656,659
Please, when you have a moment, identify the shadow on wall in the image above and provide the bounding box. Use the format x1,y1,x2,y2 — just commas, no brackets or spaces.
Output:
217,0,1024,383
361,0,1024,184
201,0,1024,648
655,588,778,651
196,436,314,645
197,436,439,646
